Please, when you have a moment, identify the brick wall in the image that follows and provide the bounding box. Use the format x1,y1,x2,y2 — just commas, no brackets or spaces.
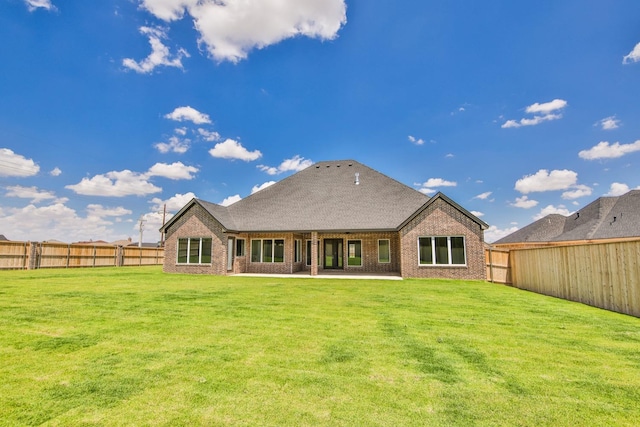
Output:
242,232,306,274
310,232,401,273
400,198,485,280
163,204,227,275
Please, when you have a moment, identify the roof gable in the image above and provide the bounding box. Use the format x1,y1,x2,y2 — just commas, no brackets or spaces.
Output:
162,160,486,234
225,160,430,232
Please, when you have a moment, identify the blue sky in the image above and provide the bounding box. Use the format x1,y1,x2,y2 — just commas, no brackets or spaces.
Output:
2,0,640,243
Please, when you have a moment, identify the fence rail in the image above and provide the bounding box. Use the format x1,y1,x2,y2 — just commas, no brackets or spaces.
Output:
486,238,640,318
0,241,164,270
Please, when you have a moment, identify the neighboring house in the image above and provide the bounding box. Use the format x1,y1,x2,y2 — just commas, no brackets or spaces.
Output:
495,190,640,246
160,160,489,279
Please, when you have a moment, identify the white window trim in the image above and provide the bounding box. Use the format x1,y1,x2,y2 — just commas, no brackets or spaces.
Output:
417,236,467,267
378,239,391,264
176,237,212,265
250,238,286,263
294,239,302,263
347,239,363,267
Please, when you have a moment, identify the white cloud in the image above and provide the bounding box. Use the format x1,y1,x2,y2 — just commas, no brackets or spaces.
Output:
4,185,62,204
484,225,519,244
598,116,620,130
155,136,191,154
470,211,484,217
578,140,640,160
408,135,425,145
251,181,276,194
197,128,221,141
150,192,197,212
210,139,262,161
86,204,133,218
278,155,313,173
515,169,578,194
533,205,572,221
474,191,492,200
511,196,538,209
174,127,187,136
258,156,313,175
140,0,347,63
220,194,242,206
502,99,567,128
415,178,457,194
0,202,131,242
66,170,162,197
123,26,189,74
623,42,640,64
164,106,211,124
561,184,592,200
604,182,640,196
525,99,568,114
0,148,40,177
50,167,62,176
24,0,56,12
147,162,198,180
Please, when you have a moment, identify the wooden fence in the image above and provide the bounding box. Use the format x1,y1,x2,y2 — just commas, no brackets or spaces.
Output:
486,239,640,318
0,241,164,270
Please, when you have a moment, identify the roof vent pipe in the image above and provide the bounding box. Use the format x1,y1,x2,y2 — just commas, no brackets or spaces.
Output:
355,172,360,185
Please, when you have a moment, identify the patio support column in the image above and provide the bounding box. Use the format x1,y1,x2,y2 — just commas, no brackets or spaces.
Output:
311,231,318,276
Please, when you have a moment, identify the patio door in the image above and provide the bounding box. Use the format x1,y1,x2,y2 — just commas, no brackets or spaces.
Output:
323,239,343,269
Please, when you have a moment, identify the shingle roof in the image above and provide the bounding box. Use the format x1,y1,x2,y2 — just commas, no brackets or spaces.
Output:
491,214,568,244
162,159,488,234
494,190,640,244
224,160,430,232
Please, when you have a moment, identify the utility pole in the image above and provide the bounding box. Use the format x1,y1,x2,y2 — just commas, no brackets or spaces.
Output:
138,215,145,248
160,204,166,247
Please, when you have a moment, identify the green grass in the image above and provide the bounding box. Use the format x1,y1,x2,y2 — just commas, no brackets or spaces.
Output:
1,267,639,426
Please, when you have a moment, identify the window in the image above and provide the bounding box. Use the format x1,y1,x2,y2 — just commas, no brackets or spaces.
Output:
250,239,285,263
294,239,302,263
418,236,466,266
177,238,212,264
347,240,362,266
236,239,245,257
378,239,390,263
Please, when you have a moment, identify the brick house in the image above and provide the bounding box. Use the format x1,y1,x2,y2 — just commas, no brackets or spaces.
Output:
160,160,488,279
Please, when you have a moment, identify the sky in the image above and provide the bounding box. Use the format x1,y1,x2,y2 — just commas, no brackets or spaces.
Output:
2,0,640,244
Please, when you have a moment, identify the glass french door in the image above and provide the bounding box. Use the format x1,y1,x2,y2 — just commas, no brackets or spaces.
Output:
323,239,343,269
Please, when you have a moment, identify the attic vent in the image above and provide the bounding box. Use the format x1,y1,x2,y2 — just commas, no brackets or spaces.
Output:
355,172,360,185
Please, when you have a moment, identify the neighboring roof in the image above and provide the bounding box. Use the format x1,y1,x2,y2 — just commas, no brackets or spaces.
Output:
495,190,640,244
162,159,487,234
493,214,568,245
0,234,8,241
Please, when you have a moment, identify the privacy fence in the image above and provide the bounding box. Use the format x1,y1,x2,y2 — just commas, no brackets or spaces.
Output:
0,241,164,270
486,238,640,318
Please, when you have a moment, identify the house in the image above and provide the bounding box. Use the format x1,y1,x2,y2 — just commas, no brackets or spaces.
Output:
494,189,640,246
160,160,488,279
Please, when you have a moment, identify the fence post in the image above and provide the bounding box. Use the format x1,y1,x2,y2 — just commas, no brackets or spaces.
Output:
488,247,494,283
66,244,71,268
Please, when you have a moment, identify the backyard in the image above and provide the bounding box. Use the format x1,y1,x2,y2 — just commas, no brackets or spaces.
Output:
1,267,639,426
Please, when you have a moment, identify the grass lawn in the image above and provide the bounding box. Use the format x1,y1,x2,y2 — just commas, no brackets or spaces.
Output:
1,267,639,426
